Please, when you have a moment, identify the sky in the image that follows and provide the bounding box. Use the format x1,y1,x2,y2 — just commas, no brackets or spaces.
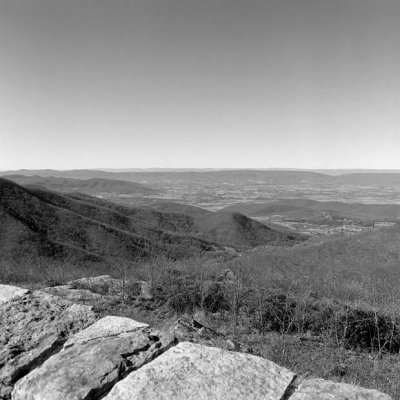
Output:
1,0,400,170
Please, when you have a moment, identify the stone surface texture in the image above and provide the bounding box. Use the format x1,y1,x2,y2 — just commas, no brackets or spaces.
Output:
290,378,393,400
63,316,149,348
0,285,30,306
103,341,296,400
12,318,176,400
0,291,97,399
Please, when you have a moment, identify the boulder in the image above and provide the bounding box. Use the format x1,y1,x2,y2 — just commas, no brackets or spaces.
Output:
0,291,97,399
290,378,392,400
0,285,30,306
103,341,296,400
12,317,177,400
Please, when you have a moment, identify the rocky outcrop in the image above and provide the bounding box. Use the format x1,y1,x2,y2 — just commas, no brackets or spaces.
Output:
39,275,153,305
0,285,30,306
103,341,296,400
0,291,97,399
0,283,393,400
12,317,176,400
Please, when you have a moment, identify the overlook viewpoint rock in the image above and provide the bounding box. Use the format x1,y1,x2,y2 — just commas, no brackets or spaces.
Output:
0,283,393,400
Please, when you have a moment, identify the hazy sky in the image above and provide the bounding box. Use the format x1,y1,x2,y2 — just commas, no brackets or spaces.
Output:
1,0,400,170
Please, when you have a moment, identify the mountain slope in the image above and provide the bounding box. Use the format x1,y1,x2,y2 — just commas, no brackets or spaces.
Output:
29,192,303,249
141,201,304,248
0,178,219,261
52,196,303,249
0,180,303,262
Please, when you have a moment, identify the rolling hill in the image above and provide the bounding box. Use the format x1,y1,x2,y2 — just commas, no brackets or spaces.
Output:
4,175,157,196
192,210,304,248
146,202,305,248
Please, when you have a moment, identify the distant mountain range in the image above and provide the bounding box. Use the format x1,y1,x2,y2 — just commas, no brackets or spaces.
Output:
3,169,400,186
0,178,302,263
4,168,400,174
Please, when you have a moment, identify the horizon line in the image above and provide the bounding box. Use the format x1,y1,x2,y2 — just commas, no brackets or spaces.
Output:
3,167,400,173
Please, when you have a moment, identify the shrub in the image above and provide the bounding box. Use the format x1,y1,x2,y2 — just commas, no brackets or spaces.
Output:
152,269,233,314
247,290,400,354
336,306,400,353
153,271,201,314
203,282,231,312
298,297,336,334
256,293,297,334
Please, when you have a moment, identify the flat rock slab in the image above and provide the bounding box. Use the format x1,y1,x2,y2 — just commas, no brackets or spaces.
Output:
12,322,176,400
64,316,149,348
0,292,97,399
103,341,296,400
290,379,393,400
0,285,30,306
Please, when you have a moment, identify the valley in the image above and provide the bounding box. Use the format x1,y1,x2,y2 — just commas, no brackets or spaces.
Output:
3,169,400,237
135,180,400,211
